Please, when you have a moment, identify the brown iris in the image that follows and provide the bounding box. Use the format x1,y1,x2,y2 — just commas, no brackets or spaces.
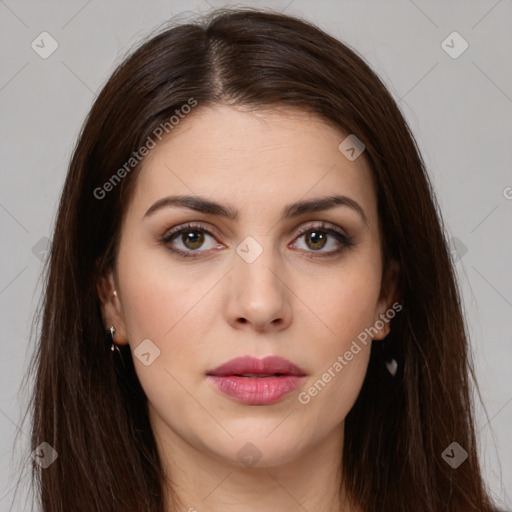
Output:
305,229,327,251
182,229,205,250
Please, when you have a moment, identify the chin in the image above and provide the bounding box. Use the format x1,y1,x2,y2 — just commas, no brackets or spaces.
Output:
207,430,309,469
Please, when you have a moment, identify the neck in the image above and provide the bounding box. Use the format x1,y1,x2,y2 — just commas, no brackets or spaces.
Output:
150,408,359,512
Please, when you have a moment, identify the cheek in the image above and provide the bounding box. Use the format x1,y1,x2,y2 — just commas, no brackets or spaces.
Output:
296,271,377,431
116,248,240,414
297,343,371,440
295,260,380,427
309,258,383,350
116,254,213,419
117,237,213,341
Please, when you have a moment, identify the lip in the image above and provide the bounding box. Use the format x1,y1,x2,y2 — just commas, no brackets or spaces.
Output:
206,356,307,405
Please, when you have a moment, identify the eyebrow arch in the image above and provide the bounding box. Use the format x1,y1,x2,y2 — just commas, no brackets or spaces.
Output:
144,194,368,226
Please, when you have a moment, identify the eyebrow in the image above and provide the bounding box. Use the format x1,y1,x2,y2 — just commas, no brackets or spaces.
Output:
144,194,368,226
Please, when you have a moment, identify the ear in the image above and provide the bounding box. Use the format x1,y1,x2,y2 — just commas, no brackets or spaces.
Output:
372,259,400,340
96,270,129,345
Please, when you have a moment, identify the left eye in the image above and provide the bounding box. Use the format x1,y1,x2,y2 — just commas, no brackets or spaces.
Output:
292,226,349,253
161,223,352,258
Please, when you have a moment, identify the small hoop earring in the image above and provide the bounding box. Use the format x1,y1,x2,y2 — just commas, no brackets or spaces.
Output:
109,325,120,354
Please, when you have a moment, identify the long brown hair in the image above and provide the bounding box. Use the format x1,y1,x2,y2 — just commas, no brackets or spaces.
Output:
16,7,499,511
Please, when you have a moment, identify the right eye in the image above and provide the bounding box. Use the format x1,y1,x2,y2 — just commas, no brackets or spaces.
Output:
161,223,223,258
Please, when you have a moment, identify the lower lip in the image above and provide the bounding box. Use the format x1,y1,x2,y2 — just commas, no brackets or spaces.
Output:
207,375,305,405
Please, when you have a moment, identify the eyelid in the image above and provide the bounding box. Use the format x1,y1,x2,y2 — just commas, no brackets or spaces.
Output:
162,220,348,240
161,222,221,243
294,221,348,238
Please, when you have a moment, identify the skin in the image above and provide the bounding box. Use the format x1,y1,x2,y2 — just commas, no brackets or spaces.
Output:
97,104,399,512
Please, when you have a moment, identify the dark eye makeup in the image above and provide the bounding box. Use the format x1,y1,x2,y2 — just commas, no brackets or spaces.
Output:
158,221,355,260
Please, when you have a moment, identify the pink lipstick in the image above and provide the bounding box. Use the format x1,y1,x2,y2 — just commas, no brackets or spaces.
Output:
206,355,306,405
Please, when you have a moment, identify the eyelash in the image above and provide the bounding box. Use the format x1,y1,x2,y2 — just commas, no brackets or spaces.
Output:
159,222,354,259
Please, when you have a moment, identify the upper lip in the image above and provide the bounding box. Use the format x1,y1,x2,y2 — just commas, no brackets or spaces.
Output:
206,356,307,377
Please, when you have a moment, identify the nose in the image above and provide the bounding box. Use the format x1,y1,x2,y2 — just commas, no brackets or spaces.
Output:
225,243,293,333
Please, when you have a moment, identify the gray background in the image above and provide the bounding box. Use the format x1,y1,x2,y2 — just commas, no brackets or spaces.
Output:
0,0,511,510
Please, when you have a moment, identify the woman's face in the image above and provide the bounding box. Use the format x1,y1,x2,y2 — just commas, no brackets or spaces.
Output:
99,104,398,468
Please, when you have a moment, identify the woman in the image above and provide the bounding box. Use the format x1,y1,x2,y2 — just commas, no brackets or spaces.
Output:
19,7,501,512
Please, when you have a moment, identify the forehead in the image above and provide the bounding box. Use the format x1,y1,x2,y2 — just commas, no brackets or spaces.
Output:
129,104,378,227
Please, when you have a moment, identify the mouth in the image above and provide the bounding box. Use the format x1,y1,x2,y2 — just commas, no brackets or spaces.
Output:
206,355,307,405
226,373,292,378
206,355,306,377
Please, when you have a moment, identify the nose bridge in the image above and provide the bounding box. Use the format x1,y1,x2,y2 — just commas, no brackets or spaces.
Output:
228,233,291,329
234,233,282,295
